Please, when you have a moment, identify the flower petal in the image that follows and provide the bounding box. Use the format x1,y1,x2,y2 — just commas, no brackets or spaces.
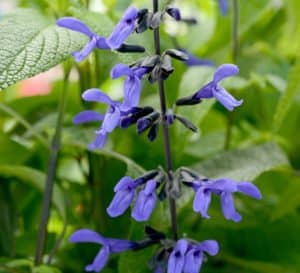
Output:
122,76,142,110
183,249,203,273
193,188,212,218
106,238,136,253
193,82,214,99
82,89,114,104
213,86,243,111
85,246,110,272
114,176,135,192
73,110,104,124
102,107,121,132
107,7,138,49
197,240,219,256
213,64,239,83
218,0,229,15
89,130,108,149
72,37,97,62
110,64,131,79
237,182,262,199
167,239,188,273
56,17,95,38
220,192,242,222
131,181,157,221
107,189,135,217
209,178,237,192
69,229,105,244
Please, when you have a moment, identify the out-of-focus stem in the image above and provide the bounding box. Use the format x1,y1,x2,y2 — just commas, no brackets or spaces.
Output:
34,70,70,265
153,0,178,241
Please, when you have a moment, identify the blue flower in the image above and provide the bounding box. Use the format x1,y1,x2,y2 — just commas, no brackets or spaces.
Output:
106,7,138,49
193,64,242,111
218,0,229,15
167,239,219,273
183,240,219,273
191,178,262,222
178,48,215,67
111,64,150,110
132,179,157,221
74,89,126,149
69,229,136,272
166,7,181,21
107,176,157,221
106,176,138,217
57,6,138,61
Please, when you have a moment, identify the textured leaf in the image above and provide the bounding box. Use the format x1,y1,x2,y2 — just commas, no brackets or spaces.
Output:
191,142,289,180
272,58,300,132
0,165,66,220
0,9,86,90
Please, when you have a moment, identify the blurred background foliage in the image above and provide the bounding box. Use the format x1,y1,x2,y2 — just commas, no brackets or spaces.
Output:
0,0,299,272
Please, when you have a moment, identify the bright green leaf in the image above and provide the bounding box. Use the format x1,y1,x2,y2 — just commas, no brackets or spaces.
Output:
0,9,86,90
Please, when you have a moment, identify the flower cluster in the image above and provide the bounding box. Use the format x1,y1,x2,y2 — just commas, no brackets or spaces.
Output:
60,3,262,273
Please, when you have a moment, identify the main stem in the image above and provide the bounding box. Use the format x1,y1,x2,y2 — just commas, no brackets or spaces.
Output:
34,71,69,265
153,0,178,240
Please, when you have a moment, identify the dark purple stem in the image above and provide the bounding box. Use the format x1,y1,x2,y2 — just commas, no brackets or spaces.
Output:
153,0,178,240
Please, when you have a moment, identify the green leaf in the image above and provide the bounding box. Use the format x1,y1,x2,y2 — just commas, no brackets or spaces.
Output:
191,142,289,180
272,58,300,132
0,165,66,220
33,265,62,273
0,9,86,90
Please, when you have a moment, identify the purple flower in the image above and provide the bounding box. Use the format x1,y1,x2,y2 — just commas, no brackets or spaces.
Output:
166,7,181,21
107,176,138,217
69,229,136,272
106,7,138,49
218,0,229,15
56,17,109,62
74,89,124,149
132,180,157,221
178,48,215,67
193,64,243,111
192,178,262,222
57,7,138,61
111,64,150,110
167,239,219,273
183,240,219,273
168,239,188,273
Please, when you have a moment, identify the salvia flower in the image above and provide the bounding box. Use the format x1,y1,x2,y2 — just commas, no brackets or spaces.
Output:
132,179,157,221
168,239,219,273
111,64,150,110
106,7,138,49
218,0,229,15
57,7,138,61
178,48,215,67
107,176,139,217
74,89,131,149
191,178,262,222
107,172,159,221
69,229,136,272
176,64,243,111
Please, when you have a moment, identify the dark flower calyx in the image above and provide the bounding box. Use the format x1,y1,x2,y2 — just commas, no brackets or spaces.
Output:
116,43,146,53
145,226,166,241
176,94,201,106
174,115,198,133
136,9,151,33
166,6,181,21
121,106,154,128
181,17,198,25
148,122,160,142
137,111,160,134
149,11,163,29
165,49,189,61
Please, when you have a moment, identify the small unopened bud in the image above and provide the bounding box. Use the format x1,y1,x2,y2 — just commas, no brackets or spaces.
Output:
175,115,198,132
137,112,160,134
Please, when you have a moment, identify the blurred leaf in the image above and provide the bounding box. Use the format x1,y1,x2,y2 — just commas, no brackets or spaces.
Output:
191,142,289,180
0,165,66,220
272,58,300,132
271,176,300,221
0,9,86,90
33,265,62,273
221,253,297,273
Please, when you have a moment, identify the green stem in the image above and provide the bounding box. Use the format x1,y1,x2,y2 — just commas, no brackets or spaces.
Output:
224,0,239,150
34,70,70,265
